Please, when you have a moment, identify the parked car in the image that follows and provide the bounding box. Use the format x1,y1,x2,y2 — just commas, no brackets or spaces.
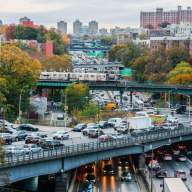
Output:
121,171,132,182
73,123,86,132
103,164,115,175
107,118,122,128
17,124,39,132
13,131,28,141
0,133,12,145
82,124,99,136
175,170,187,181
34,132,48,138
53,131,69,140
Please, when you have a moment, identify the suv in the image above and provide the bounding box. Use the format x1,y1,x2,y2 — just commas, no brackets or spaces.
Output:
53,131,69,140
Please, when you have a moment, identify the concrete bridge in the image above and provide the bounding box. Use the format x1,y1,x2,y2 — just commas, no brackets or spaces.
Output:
0,126,192,186
37,80,192,95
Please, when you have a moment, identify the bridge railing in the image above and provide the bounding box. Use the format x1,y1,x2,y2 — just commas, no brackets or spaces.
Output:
1,126,192,167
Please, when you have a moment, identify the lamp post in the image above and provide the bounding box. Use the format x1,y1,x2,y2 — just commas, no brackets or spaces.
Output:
150,144,153,192
187,95,191,123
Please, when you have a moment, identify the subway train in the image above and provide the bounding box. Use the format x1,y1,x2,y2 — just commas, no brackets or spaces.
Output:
39,72,120,81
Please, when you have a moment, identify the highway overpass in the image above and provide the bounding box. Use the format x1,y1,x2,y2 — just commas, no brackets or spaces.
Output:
0,126,192,186
37,80,192,95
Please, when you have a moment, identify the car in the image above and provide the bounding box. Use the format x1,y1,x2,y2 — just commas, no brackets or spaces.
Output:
13,131,28,141
85,174,96,183
175,170,187,181
110,133,126,140
23,144,42,154
88,129,104,138
176,155,187,162
16,124,39,132
57,113,64,120
155,169,167,178
73,123,86,132
118,157,129,167
190,168,192,176
25,136,42,144
98,134,113,142
41,139,64,149
5,146,26,156
82,124,100,136
33,132,48,138
107,118,122,128
53,131,69,140
82,181,94,192
163,154,172,161
98,121,112,129
103,164,115,175
121,171,132,182
0,119,13,128
0,133,12,145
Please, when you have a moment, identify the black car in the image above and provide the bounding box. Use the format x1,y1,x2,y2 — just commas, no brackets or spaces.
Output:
17,124,39,132
118,157,129,167
73,123,86,132
41,140,64,149
103,164,115,175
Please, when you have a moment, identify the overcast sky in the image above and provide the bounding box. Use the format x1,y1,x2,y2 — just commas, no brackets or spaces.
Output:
0,0,191,32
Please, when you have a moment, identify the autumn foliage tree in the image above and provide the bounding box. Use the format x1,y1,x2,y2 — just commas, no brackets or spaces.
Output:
42,54,72,72
166,61,192,85
0,44,42,118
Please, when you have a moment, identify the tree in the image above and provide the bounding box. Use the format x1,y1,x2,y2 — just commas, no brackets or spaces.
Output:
0,44,42,118
42,54,72,72
100,36,113,46
166,61,192,85
108,44,126,61
64,83,89,113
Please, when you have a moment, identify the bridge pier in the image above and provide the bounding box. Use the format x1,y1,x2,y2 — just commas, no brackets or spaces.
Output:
130,91,133,107
54,172,70,192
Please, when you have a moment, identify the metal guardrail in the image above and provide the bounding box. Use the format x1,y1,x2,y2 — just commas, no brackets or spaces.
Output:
1,126,192,168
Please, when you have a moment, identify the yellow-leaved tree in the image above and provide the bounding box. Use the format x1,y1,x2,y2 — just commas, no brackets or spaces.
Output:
0,44,42,118
166,61,192,85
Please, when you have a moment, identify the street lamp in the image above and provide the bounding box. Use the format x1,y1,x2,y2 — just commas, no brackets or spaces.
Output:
187,95,191,123
150,144,153,192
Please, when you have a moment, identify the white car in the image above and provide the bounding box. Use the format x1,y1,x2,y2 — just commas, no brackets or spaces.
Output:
53,131,69,140
163,154,173,161
23,144,42,154
176,155,187,162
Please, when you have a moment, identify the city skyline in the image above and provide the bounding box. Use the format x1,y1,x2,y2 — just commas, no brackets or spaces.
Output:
0,0,191,32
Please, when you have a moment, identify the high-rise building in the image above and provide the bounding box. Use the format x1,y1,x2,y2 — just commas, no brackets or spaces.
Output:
73,19,82,35
0,20,3,26
99,28,108,35
57,21,67,34
88,20,98,34
140,6,192,29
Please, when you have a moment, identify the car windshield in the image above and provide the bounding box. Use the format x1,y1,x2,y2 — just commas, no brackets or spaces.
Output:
123,172,130,177
105,165,113,170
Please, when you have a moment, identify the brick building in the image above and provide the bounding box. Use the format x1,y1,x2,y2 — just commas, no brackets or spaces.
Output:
140,6,192,29
150,36,192,54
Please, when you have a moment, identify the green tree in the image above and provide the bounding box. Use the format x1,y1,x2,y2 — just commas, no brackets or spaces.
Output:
100,36,113,46
80,103,99,118
64,83,89,113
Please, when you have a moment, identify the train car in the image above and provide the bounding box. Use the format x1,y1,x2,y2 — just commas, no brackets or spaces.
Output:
40,72,52,80
57,72,69,81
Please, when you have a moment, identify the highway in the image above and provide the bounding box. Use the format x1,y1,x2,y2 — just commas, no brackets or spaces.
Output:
73,158,145,192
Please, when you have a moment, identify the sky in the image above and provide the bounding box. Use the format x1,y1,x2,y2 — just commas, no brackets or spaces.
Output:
0,0,191,32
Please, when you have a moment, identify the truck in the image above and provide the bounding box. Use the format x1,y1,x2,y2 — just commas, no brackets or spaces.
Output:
127,116,152,130
114,116,152,133
163,178,189,192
